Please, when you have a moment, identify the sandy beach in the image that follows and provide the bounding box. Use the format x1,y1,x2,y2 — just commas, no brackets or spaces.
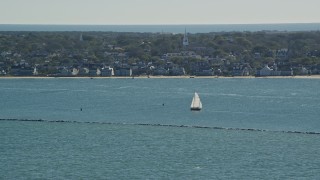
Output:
1,75,320,79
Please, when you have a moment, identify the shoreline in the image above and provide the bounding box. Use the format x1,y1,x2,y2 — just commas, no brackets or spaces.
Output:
1,75,320,79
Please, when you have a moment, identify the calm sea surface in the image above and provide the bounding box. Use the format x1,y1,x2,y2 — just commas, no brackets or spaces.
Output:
1,23,320,33
1,78,320,179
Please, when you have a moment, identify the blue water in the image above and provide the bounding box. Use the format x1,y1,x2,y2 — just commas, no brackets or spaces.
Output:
1,78,320,179
1,23,320,33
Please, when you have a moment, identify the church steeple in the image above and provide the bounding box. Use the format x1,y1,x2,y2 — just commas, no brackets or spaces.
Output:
80,33,83,41
183,28,189,47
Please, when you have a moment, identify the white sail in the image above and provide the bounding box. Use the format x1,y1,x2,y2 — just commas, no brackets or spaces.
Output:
190,92,202,110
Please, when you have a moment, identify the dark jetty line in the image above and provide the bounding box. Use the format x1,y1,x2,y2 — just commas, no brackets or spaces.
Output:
1,118,319,135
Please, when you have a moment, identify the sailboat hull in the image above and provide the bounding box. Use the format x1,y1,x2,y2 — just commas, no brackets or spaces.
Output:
190,107,201,111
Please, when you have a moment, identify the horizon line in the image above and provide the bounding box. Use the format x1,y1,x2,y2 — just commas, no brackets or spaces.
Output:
1,22,320,26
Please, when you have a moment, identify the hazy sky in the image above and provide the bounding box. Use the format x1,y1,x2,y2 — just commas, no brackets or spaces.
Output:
1,0,319,24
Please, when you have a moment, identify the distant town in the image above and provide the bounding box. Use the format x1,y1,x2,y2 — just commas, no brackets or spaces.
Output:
0,30,320,77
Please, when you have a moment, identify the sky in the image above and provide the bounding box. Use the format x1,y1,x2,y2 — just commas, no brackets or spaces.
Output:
1,0,319,25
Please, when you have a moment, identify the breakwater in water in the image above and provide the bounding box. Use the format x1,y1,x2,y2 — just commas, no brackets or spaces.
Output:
2,118,319,135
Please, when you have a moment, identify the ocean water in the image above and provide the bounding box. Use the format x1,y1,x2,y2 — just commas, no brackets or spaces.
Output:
1,78,320,179
0,23,320,33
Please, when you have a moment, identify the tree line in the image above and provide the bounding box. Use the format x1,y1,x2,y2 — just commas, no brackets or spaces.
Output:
1,30,320,70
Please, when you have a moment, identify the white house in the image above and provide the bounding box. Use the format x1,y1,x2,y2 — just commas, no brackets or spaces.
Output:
258,65,281,76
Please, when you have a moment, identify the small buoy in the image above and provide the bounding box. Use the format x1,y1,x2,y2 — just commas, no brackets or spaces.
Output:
80,108,82,111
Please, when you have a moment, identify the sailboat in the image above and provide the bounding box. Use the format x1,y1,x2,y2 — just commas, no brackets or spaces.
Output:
190,92,202,111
